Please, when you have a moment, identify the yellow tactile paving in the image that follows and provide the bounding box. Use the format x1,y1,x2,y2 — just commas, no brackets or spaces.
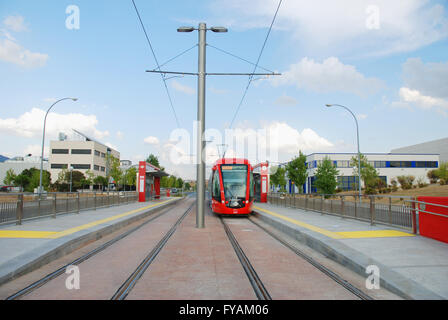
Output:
253,206,415,240
0,230,58,239
336,230,415,238
0,199,176,239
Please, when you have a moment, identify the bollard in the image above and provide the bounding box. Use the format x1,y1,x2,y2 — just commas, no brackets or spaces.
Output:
16,194,23,225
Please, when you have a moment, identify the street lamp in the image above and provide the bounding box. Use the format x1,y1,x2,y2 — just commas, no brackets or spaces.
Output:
39,98,78,197
325,104,362,201
69,166,74,193
178,23,227,229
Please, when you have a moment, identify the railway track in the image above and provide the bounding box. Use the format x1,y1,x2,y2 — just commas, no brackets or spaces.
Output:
247,215,374,300
111,202,194,300
220,217,272,300
5,199,189,300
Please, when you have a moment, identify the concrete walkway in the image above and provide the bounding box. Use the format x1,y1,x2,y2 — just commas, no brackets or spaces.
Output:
253,202,448,300
0,197,182,286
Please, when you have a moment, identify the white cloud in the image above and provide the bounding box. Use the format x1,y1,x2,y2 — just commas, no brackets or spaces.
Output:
105,142,118,151
116,131,124,140
357,114,368,120
392,87,448,115
171,80,195,95
144,136,160,145
272,57,383,96
3,15,28,32
211,0,448,56
0,38,48,68
0,108,110,140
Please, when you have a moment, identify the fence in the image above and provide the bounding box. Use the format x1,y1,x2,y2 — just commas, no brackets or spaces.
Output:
267,193,416,231
0,191,138,226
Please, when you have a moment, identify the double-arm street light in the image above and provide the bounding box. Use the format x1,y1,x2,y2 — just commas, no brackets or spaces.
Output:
178,23,228,229
325,104,362,201
39,98,78,197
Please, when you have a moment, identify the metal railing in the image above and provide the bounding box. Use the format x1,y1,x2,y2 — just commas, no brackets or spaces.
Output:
267,193,416,231
0,191,138,226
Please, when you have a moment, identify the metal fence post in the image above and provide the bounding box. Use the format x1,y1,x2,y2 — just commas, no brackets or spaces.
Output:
412,196,417,234
354,195,358,218
94,192,97,210
321,195,324,215
77,192,80,214
388,197,392,225
52,193,57,218
305,195,308,211
38,197,41,217
370,196,375,226
66,192,69,213
341,196,345,218
16,194,23,225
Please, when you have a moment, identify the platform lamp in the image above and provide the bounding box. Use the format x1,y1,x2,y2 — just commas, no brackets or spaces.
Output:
38,97,78,197
325,104,362,203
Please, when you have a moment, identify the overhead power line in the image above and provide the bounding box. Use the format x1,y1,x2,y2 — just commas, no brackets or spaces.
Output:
228,0,283,129
131,0,181,128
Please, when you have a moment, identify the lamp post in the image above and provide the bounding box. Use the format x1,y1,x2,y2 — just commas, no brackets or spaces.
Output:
178,23,228,229
325,104,362,201
39,98,78,197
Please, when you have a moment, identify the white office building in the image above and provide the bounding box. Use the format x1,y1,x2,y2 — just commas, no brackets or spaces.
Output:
276,152,440,194
49,130,120,183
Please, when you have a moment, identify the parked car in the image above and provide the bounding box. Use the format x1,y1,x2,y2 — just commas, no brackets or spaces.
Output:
0,185,13,192
171,188,178,194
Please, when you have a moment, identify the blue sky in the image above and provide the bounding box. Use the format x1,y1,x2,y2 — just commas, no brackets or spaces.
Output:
1,0,448,179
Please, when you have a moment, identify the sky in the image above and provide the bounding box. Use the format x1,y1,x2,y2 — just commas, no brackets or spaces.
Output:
1,0,448,180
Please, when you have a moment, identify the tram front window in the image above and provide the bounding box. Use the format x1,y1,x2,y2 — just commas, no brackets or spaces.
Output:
221,164,248,201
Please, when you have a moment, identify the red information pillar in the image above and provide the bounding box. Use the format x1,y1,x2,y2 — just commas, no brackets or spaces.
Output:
138,161,146,202
253,162,269,203
418,196,448,243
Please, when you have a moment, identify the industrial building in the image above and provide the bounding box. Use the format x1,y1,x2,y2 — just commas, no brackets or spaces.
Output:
275,152,440,194
391,137,448,163
0,155,48,185
49,130,120,183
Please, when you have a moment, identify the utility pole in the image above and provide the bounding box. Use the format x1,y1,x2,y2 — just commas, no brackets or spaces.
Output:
148,24,280,229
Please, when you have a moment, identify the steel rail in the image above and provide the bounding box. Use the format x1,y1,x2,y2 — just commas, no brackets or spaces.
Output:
248,216,374,300
111,202,195,300
220,217,272,300
5,199,183,300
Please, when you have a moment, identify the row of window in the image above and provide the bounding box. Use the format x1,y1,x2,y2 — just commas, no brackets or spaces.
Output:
306,160,438,169
52,149,107,158
51,164,105,171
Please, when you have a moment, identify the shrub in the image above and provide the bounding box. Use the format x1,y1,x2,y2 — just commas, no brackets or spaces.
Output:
397,175,415,190
417,176,428,188
440,179,447,186
427,170,439,184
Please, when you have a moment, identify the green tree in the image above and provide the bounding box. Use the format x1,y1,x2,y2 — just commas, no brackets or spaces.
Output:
176,177,184,189
84,170,95,188
125,167,137,189
27,169,51,192
270,166,287,192
3,169,16,185
107,154,122,189
94,176,108,191
285,151,308,194
167,175,177,188
350,153,379,191
434,162,448,184
14,174,29,192
160,175,168,188
314,157,339,196
184,182,191,191
146,154,165,171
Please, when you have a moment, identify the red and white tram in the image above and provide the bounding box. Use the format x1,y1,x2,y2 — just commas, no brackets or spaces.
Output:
208,158,254,215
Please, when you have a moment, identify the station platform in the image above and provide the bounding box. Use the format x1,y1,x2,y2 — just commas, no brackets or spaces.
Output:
0,196,182,286
252,202,448,299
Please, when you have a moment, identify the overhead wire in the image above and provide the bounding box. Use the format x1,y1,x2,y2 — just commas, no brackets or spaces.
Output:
131,0,181,128
227,0,283,130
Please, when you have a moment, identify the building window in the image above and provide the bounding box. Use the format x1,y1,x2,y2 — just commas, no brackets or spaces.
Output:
336,160,350,168
71,164,91,170
51,164,68,169
71,149,92,155
100,166,105,172
101,152,106,158
94,165,100,171
94,150,101,157
337,176,360,191
374,161,386,168
52,149,69,154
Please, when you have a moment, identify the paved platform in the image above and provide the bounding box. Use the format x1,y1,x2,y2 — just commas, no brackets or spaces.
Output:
253,202,448,299
0,197,182,286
